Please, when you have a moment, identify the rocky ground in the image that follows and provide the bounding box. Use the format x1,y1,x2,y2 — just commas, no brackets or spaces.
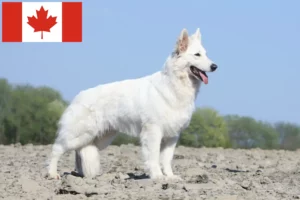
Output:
0,144,300,200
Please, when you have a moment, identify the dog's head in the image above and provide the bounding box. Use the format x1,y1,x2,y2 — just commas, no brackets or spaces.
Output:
172,28,217,84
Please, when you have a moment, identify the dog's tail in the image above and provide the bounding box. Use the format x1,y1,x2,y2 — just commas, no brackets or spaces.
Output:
75,144,101,178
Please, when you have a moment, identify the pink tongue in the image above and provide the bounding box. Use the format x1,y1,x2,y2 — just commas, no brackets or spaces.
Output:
199,71,208,84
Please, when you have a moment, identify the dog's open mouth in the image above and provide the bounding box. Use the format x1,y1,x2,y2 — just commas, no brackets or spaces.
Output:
190,66,208,84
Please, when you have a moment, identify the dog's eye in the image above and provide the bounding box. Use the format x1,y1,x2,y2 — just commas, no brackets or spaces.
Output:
194,53,201,56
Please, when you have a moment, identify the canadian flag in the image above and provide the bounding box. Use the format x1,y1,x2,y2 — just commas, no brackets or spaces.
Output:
2,2,82,42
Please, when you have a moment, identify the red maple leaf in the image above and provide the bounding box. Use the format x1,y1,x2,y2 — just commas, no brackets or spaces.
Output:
27,6,57,39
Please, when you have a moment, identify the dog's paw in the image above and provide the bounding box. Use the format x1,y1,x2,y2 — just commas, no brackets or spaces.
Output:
150,174,165,180
45,172,61,180
165,175,183,181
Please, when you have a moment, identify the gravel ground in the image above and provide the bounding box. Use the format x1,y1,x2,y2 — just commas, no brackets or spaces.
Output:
1,144,300,200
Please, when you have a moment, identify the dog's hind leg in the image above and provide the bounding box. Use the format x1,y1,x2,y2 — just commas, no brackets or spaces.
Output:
47,132,96,179
75,144,101,178
75,131,118,178
47,142,65,180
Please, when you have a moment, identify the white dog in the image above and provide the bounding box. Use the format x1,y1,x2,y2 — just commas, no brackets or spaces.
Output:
47,28,218,180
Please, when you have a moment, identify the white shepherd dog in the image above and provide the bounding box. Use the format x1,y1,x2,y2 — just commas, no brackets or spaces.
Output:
47,28,218,180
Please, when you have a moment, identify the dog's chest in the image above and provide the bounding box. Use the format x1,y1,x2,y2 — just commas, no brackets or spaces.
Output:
161,104,194,136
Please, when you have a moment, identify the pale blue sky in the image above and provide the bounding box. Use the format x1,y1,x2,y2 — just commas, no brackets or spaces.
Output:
0,0,299,124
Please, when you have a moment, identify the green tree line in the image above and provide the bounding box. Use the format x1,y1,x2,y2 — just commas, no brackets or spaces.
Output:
0,78,299,150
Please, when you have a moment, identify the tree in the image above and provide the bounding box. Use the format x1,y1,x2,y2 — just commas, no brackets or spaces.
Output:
179,107,230,148
111,133,140,146
1,82,67,144
224,115,279,149
275,122,300,150
0,78,12,143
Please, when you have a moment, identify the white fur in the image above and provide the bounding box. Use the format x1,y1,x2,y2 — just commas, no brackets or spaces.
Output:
47,28,217,180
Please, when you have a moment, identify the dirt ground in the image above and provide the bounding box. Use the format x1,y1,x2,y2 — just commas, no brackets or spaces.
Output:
0,144,300,200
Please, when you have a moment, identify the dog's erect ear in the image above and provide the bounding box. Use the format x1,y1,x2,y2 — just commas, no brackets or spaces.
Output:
194,28,201,39
176,28,189,54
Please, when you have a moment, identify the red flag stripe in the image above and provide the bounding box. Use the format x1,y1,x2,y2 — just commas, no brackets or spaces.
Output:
62,2,82,42
2,2,22,42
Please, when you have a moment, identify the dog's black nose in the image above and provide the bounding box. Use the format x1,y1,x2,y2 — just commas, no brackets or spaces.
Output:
210,64,218,72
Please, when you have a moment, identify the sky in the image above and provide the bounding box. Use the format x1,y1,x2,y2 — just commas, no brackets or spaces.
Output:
0,0,299,124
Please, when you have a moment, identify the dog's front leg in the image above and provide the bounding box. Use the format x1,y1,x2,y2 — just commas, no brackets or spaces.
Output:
140,125,164,179
160,136,182,180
